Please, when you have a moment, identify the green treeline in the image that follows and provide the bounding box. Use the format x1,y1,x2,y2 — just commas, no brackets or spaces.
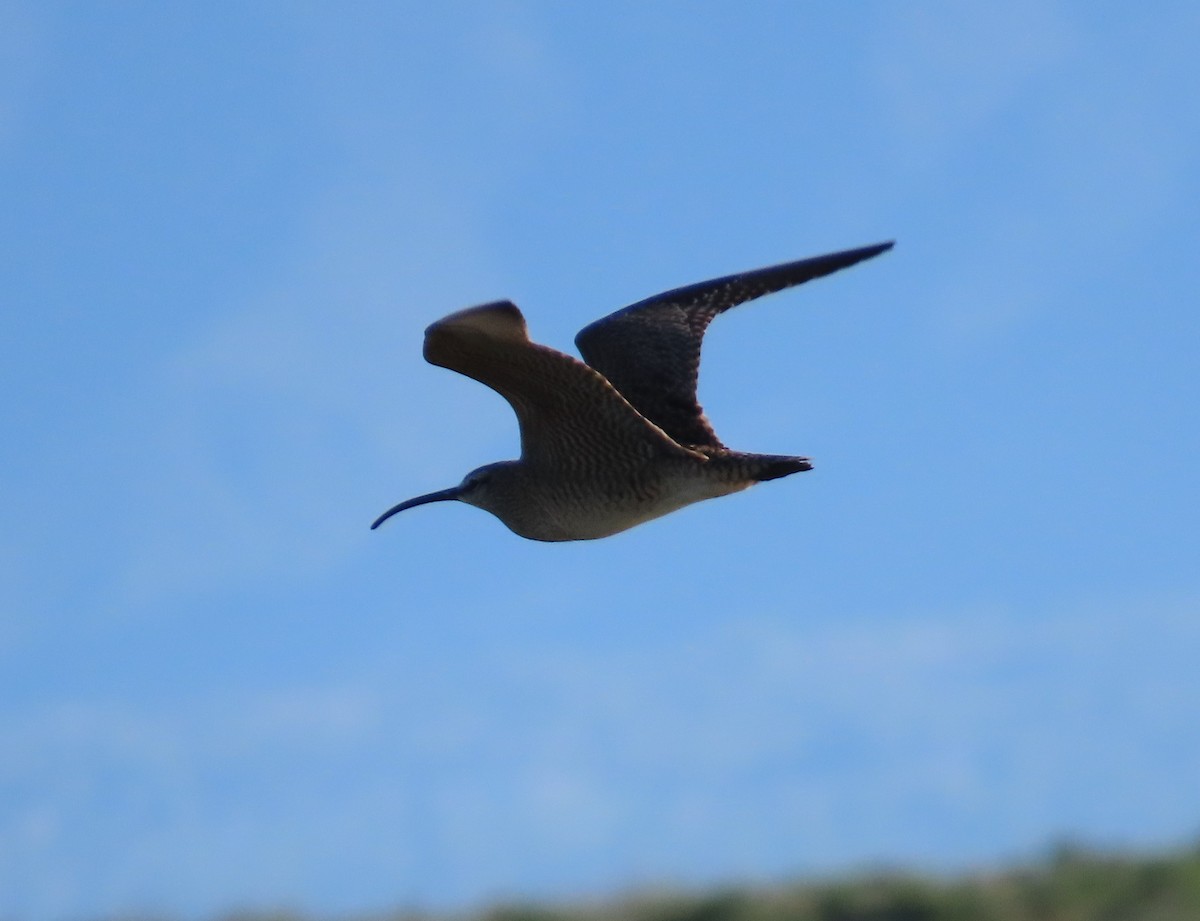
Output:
215,843,1200,921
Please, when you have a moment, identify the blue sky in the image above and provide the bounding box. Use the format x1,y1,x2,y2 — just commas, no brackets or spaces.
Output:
2,2,1199,918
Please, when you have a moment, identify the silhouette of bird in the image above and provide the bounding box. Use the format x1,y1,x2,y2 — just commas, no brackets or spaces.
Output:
371,241,893,541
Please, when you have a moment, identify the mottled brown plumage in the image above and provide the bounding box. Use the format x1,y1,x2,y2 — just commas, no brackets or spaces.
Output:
372,241,893,541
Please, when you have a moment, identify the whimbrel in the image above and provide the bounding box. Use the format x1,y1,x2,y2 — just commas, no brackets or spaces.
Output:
372,241,893,541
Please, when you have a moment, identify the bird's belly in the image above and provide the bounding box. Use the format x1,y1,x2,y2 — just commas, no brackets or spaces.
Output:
510,470,751,542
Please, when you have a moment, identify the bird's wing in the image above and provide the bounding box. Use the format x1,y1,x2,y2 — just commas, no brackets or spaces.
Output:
423,301,697,471
575,241,894,449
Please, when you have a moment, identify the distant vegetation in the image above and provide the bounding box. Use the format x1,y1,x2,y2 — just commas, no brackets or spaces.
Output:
215,842,1200,921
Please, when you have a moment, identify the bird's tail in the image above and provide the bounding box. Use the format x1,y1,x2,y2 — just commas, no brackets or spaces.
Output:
711,451,812,483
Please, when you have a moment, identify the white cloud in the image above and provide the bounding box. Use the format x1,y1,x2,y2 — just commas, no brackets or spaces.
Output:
4,589,1198,916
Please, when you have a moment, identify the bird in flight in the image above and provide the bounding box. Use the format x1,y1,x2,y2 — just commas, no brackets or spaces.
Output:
372,241,893,541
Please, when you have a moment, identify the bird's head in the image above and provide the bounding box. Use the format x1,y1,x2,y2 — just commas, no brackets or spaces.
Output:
370,461,520,531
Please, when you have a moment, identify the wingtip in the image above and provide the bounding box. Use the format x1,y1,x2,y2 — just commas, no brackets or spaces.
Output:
823,240,894,273
423,300,532,367
426,301,528,342
859,240,896,258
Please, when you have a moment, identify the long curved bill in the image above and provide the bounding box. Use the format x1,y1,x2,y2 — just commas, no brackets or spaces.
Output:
370,486,463,530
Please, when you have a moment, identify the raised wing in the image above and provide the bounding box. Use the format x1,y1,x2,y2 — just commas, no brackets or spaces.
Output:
423,301,696,471
575,241,894,449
